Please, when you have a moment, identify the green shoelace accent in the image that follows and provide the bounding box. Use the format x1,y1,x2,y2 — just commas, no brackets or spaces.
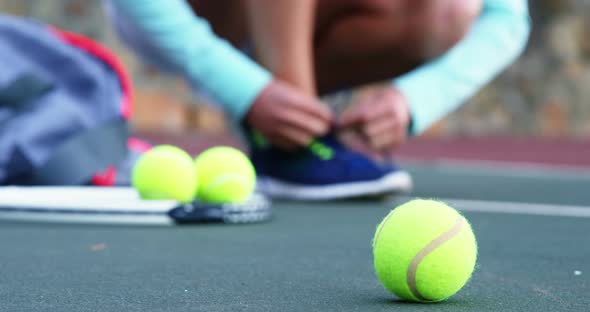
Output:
309,140,334,160
251,130,269,148
251,130,333,160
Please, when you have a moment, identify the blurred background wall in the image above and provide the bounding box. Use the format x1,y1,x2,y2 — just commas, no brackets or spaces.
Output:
1,0,589,138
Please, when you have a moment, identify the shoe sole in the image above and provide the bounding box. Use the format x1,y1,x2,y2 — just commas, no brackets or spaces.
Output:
256,171,413,201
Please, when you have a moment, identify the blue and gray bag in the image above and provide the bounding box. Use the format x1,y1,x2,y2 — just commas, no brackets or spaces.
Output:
0,14,135,186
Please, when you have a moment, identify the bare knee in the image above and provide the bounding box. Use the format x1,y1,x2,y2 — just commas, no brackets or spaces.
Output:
401,0,483,60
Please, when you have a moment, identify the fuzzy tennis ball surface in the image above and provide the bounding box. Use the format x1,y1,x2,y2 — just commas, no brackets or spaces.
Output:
373,199,477,302
132,145,197,203
194,146,256,203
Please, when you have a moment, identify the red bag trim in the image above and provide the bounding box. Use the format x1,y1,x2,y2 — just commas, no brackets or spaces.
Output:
48,26,134,119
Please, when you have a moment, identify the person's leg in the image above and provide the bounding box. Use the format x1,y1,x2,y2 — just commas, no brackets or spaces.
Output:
189,0,318,95
313,0,483,94
245,0,317,95
189,0,482,95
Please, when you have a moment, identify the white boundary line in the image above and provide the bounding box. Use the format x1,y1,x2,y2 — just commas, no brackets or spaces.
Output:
399,157,590,180
398,197,590,218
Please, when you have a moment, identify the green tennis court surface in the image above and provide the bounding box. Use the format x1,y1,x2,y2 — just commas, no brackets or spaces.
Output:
1,161,588,312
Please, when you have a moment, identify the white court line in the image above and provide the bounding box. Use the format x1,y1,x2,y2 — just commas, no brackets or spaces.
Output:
398,197,590,218
399,158,590,180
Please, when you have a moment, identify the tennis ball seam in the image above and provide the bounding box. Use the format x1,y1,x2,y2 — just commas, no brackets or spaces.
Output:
372,209,398,248
201,173,251,195
406,215,466,301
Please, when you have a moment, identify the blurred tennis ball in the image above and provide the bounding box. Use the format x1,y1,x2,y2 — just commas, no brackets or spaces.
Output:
373,199,477,302
132,145,196,203
194,146,255,203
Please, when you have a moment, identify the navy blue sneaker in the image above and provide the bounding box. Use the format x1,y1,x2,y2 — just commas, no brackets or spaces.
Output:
248,131,412,200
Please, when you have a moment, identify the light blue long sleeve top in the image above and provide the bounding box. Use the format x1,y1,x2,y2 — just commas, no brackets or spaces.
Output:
108,0,272,122
395,0,530,134
108,0,530,133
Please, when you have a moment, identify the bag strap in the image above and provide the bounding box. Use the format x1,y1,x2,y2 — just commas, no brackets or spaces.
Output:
0,74,129,186
23,118,129,185
0,74,54,109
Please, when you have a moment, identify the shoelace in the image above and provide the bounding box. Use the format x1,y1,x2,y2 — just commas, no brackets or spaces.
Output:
308,140,334,160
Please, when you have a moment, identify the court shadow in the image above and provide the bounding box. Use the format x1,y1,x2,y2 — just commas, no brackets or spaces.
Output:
0,220,238,230
361,294,472,310
0,220,161,230
288,193,403,203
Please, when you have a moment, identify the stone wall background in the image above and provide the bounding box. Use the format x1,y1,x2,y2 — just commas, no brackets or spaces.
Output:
441,0,590,138
1,0,589,137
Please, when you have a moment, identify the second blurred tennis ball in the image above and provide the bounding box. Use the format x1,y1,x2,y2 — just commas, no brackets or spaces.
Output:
194,146,256,203
132,145,196,203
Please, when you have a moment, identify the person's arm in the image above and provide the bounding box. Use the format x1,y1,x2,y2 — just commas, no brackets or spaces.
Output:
108,0,332,149
108,0,271,121
394,0,531,134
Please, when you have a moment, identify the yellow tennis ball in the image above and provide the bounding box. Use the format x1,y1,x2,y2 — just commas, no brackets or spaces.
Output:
373,199,477,302
132,145,197,203
194,146,255,203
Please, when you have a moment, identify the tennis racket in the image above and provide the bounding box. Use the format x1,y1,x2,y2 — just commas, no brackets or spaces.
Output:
0,187,272,225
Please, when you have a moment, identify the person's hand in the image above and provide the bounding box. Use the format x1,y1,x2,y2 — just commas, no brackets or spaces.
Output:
246,80,333,150
338,87,411,153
